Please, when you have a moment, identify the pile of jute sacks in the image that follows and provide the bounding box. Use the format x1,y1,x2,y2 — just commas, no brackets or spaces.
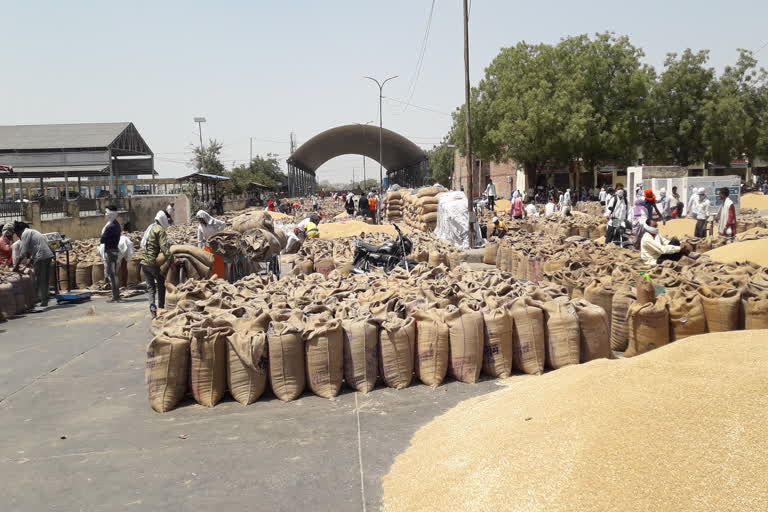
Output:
381,191,404,222
383,186,448,232
146,263,623,412
486,231,768,353
0,271,35,321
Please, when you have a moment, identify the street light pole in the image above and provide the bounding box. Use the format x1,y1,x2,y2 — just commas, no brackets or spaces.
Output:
462,0,475,248
364,76,398,194
194,117,206,172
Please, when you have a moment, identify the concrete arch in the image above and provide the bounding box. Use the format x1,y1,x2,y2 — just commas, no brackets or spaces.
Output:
287,124,426,173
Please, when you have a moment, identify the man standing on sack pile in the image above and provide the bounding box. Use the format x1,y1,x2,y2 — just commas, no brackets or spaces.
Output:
715,187,737,237
13,221,54,311
693,188,710,238
100,206,122,303
484,179,497,211
605,185,631,244
141,211,172,318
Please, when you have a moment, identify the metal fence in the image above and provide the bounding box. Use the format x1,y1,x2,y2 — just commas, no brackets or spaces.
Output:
77,198,99,217
40,199,66,220
0,201,23,222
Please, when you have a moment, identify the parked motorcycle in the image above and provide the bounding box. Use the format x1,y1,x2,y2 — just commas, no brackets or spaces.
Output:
351,224,415,273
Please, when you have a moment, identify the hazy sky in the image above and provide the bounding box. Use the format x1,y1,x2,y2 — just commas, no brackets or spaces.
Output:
3,0,767,183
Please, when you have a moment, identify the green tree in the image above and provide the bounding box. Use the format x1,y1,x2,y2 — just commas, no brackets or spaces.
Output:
563,33,653,171
642,49,714,166
227,154,286,194
189,139,226,175
703,49,767,166
428,140,455,187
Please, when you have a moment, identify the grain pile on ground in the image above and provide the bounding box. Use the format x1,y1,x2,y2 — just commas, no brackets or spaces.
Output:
575,200,605,216
741,191,768,209
659,218,697,238
318,221,398,240
706,239,768,267
383,330,768,512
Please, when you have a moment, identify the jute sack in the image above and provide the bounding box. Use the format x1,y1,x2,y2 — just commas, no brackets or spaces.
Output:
76,261,93,289
267,320,306,401
698,286,740,332
146,331,190,413
190,326,230,407
667,292,707,341
571,299,611,362
584,277,614,332
496,246,512,271
379,314,415,389
227,315,270,405
742,289,768,330
342,316,380,393
481,306,513,378
610,288,636,351
314,258,336,278
412,309,449,387
635,276,655,305
428,251,444,267
231,211,274,233
127,258,140,286
170,244,215,268
509,297,546,375
444,305,484,383
541,299,580,369
304,314,344,398
626,298,669,357
91,261,105,284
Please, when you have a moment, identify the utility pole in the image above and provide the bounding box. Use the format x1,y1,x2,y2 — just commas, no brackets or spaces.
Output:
352,167,356,189
462,0,474,248
249,137,253,166
364,76,398,194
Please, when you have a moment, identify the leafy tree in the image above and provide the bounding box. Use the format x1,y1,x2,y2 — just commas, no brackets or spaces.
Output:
188,139,226,175
703,49,767,166
358,178,378,191
563,33,653,171
227,154,286,194
428,140,455,187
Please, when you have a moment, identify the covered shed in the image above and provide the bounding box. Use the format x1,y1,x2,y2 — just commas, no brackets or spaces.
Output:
0,122,156,200
178,172,230,206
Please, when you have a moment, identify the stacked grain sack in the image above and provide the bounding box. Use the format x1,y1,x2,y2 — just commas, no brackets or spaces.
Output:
403,185,447,232
382,189,406,222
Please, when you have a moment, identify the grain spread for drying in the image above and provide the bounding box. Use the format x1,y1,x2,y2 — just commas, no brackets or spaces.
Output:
383,330,768,512
706,239,768,267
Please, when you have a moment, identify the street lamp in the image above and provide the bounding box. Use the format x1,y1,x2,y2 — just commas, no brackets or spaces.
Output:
364,76,398,193
193,117,206,172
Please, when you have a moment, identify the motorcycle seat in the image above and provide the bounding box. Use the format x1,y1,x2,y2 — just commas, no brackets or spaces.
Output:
357,241,381,253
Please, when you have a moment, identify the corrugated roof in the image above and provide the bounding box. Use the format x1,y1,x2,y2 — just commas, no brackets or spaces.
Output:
0,122,131,150
177,172,230,181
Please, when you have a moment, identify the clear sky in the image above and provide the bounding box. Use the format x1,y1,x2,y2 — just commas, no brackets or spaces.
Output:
3,0,767,183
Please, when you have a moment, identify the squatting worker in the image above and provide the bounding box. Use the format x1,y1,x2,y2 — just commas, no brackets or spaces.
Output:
544,197,556,218
694,188,710,238
640,217,686,265
715,187,736,236
0,223,14,267
100,206,122,303
13,221,54,309
141,211,172,317
491,216,507,237
196,210,227,278
484,179,497,211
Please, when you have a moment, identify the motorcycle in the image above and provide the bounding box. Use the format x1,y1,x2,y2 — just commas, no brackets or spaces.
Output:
351,224,416,273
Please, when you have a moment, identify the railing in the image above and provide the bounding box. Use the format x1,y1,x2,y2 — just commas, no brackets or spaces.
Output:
0,201,23,222
78,198,99,217
40,198,67,220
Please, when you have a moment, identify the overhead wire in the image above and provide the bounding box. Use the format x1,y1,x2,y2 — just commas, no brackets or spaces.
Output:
402,0,437,112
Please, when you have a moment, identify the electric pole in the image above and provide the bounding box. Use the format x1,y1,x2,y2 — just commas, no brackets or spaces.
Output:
364,76,398,194
249,137,253,166
193,117,206,172
462,0,474,248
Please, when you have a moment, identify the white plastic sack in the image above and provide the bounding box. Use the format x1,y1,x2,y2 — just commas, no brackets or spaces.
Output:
434,191,483,249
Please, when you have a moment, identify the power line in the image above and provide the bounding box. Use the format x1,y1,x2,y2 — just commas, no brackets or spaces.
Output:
755,39,768,54
383,95,453,117
402,0,437,112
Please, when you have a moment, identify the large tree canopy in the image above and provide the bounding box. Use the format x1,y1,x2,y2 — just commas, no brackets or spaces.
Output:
227,154,286,194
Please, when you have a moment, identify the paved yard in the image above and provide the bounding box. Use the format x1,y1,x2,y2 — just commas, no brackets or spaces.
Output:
0,295,503,512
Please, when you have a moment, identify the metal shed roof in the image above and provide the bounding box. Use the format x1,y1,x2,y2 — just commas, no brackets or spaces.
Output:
0,122,132,151
177,172,230,182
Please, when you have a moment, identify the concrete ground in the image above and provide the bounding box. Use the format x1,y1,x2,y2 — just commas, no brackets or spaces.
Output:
0,294,503,512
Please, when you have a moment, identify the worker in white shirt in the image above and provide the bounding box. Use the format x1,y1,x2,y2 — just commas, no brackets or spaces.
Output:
603,188,614,217
640,218,686,265
484,180,497,211
687,188,700,220
693,188,710,237
658,188,672,220
544,196,556,218
598,187,607,204
524,200,538,217
165,202,175,225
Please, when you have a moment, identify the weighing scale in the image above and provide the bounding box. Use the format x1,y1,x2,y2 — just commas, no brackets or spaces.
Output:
44,232,92,304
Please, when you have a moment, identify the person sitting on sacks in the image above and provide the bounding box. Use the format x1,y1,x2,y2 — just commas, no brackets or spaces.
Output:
296,213,321,241
141,211,173,318
640,217,688,265
544,196,557,218
524,199,538,217
491,216,507,237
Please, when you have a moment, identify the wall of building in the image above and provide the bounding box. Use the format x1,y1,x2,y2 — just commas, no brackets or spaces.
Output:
129,194,189,231
222,197,247,212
